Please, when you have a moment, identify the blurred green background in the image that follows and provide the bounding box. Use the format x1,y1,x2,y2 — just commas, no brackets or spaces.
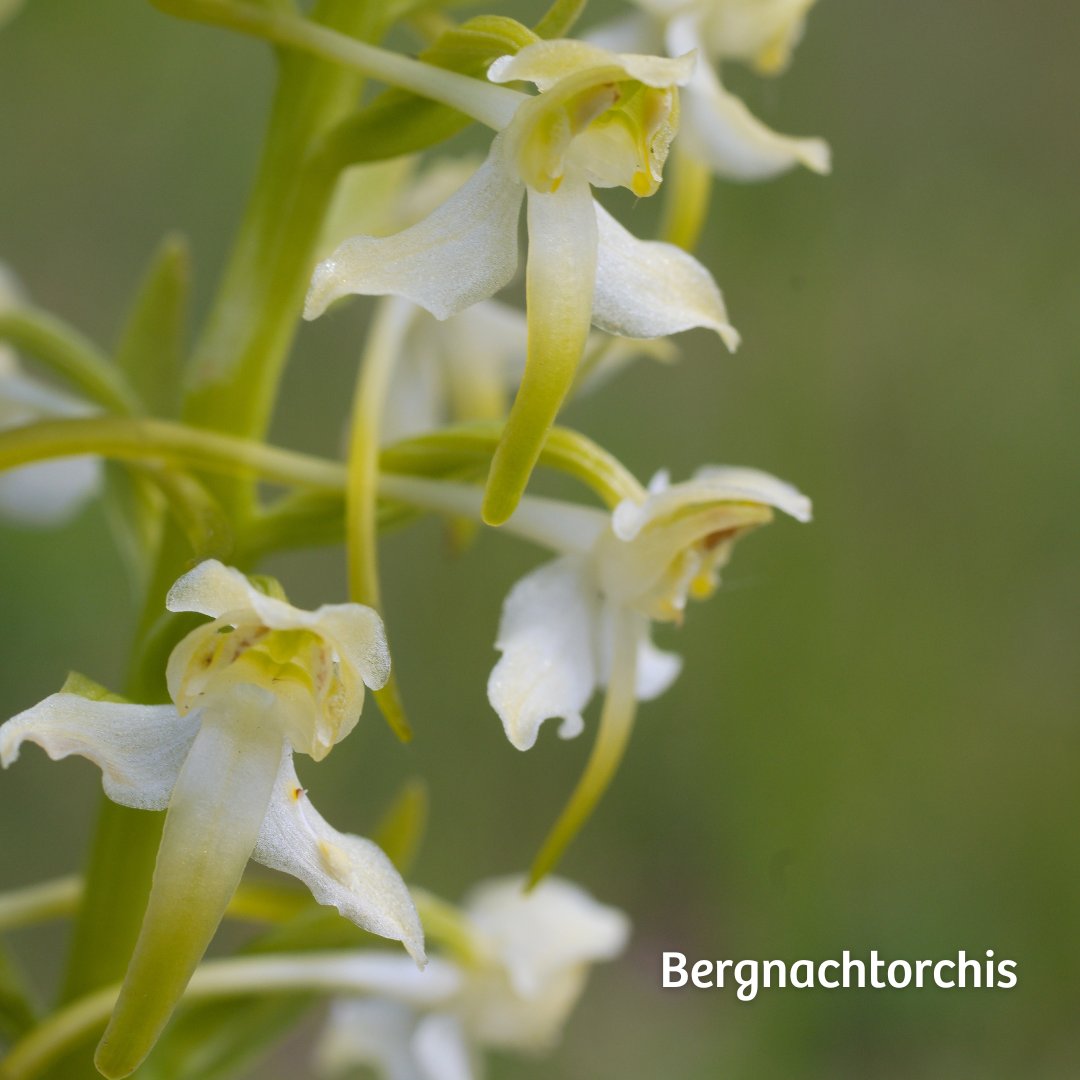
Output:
1,1,1078,1077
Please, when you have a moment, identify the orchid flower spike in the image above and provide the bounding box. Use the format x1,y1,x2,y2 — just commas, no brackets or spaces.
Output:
0,263,102,524
381,466,810,880
0,560,422,1079
316,876,630,1080
306,39,738,525
609,0,830,181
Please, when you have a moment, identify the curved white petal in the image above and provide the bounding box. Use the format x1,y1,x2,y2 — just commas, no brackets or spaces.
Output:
700,0,816,72
613,465,812,541
465,876,631,998
253,754,425,965
413,1013,476,1080
318,999,427,1080
488,40,694,91
487,556,601,751
592,202,739,349
166,559,391,690
0,457,102,526
305,140,524,322
165,558,263,618
671,16,830,180
635,631,683,700
0,693,197,811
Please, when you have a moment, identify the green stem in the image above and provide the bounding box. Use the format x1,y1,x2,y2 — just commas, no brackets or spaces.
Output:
0,310,140,415
0,416,345,489
2,950,458,1080
152,0,521,130
0,878,81,935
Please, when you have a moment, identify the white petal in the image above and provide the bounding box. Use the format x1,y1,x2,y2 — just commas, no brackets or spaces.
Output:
592,202,739,349
635,631,683,700
318,1000,427,1080
253,754,426,965
489,40,694,91
314,606,392,691
692,465,813,521
165,558,261,619
305,139,524,322
0,457,102,526
613,465,812,541
465,875,631,998
671,16,830,180
412,1013,476,1080
487,556,601,751
0,693,197,811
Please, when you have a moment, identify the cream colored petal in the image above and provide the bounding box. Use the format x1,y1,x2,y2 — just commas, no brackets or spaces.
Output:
701,0,816,71
0,693,197,811
670,15,829,180
465,875,631,997
487,556,600,751
592,201,739,348
305,140,524,322
165,558,259,619
318,1000,427,1080
613,465,812,540
488,39,694,91
413,1013,476,1080
253,754,425,965
632,625,684,701
313,605,391,691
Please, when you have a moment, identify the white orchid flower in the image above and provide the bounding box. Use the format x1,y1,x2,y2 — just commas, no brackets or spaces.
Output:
316,876,630,1080
306,39,738,525
0,559,422,1079
380,467,810,878
0,263,102,525
597,0,829,182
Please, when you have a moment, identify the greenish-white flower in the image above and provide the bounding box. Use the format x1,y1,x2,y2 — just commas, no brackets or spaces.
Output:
601,0,830,180
306,39,737,525
316,876,630,1080
381,467,810,876
0,560,419,1079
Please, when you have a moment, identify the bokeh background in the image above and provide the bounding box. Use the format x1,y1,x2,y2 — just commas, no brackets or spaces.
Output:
1,1,1078,1077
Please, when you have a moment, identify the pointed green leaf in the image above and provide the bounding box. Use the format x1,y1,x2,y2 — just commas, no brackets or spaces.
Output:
114,235,190,418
